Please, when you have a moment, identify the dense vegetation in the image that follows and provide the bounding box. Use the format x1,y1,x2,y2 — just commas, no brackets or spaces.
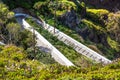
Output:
31,0,120,60
0,3,35,50
26,18,95,67
1,45,120,80
0,0,120,79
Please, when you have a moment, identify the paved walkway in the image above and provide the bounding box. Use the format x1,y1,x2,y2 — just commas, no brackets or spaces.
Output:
15,15,74,66
15,13,112,64
41,22,111,64
0,41,5,45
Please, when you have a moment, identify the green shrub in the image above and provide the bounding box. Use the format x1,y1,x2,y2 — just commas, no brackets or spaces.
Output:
34,1,46,10
34,1,50,15
12,53,25,62
107,36,120,52
86,9,109,20
92,73,105,80
106,13,120,43
26,18,94,67
1,45,120,80
88,45,103,54
81,19,105,32
58,0,76,10
20,63,27,69
0,60,7,67
108,63,120,69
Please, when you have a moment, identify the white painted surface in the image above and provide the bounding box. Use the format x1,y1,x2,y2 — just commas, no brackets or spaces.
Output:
0,41,5,45
42,22,111,64
16,16,74,66
15,13,112,64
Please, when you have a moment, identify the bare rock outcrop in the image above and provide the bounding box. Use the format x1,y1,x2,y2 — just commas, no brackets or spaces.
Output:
58,8,80,29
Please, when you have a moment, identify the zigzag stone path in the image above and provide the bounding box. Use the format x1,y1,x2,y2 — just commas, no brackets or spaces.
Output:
15,13,112,65
41,21,112,64
15,14,74,66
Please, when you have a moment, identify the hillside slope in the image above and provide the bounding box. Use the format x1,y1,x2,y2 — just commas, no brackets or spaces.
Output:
0,45,120,79
0,0,120,79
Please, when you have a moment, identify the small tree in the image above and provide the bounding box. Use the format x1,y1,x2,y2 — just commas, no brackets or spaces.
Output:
106,13,120,43
18,30,36,50
0,3,14,24
48,0,59,33
6,23,21,44
0,3,14,42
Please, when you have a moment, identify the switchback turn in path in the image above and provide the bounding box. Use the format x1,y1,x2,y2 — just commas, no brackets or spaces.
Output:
15,15,74,66
15,13,112,65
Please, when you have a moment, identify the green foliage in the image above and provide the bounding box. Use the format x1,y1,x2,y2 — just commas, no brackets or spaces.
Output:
0,3,13,22
106,13,120,43
106,13,120,31
1,1,120,79
34,0,76,17
37,6,120,61
6,22,21,44
0,45,120,80
80,2,85,8
58,0,76,10
43,16,84,43
97,44,115,60
0,59,7,67
57,0,76,16
26,47,56,64
38,13,116,60
18,30,34,49
33,0,51,16
0,45,25,59
107,63,120,69
74,1,86,15
34,0,50,15
81,19,105,32
107,36,120,52
88,45,103,54
6,22,35,50
26,18,94,67
86,9,109,21
34,1,46,10
0,45,54,79
0,3,35,51
0,3,14,31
